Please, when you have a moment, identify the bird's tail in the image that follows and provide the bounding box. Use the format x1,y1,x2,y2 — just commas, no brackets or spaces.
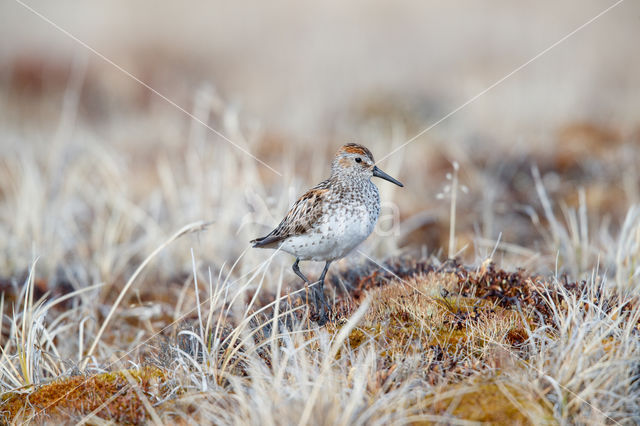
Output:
250,233,282,248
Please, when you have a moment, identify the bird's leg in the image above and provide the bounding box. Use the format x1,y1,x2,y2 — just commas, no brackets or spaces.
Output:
292,258,310,283
293,258,317,314
315,261,332,325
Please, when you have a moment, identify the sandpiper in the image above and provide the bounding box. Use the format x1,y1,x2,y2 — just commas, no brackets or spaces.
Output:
251,143,403,325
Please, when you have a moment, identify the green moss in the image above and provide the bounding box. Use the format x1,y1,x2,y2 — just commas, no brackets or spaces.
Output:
337,290,514,360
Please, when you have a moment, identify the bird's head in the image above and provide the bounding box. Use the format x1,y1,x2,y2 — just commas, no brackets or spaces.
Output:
331,143,403,187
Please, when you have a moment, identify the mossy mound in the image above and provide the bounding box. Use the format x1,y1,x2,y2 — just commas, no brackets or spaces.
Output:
426,380,555,425
0,366,167,424
331,271,531,371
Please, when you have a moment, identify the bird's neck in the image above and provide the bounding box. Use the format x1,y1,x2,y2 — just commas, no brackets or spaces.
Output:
329,171,372,190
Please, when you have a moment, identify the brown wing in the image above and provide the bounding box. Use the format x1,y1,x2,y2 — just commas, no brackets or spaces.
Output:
251,180,330,248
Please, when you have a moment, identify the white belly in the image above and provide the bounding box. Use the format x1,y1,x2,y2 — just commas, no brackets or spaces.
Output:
279,204,378,261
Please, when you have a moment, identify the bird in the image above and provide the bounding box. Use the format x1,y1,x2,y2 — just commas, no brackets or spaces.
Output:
251,143,404,325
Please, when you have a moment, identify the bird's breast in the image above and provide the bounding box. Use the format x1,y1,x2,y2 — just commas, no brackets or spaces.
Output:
323,188,379,254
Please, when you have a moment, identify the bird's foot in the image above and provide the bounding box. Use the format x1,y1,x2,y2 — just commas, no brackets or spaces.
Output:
316,310,330,326
312,291,332,327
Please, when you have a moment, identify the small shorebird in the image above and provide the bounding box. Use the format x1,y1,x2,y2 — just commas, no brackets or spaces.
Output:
251,143,403,325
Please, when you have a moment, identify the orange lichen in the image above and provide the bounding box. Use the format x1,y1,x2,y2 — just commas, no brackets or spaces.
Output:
0,366,167,424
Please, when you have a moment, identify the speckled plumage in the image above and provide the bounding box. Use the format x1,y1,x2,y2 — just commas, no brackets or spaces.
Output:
251,143,403,325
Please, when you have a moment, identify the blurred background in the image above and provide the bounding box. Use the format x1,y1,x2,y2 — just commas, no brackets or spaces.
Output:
1,0,639,296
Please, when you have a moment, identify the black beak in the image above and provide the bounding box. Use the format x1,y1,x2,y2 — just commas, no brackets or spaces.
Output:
372,166,404,187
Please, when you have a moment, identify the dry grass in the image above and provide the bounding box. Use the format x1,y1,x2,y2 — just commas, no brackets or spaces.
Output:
2,98,640,424
1,252,638,423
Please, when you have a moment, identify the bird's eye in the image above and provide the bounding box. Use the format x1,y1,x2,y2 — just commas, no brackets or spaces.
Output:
355,157,362,163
